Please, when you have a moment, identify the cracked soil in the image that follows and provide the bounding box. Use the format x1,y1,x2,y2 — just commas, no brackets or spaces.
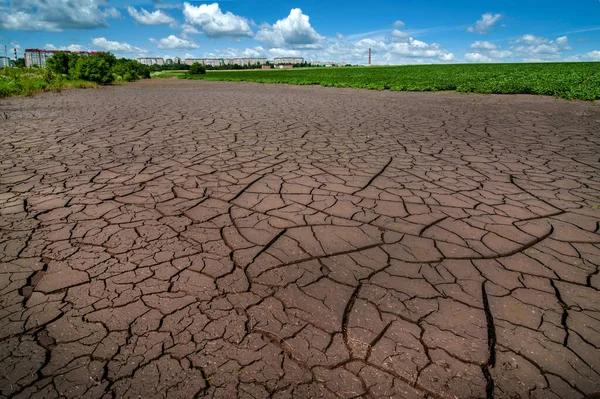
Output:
1,79,600,399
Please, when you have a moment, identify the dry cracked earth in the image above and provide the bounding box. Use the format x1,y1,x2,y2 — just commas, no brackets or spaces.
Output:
1,79,600,399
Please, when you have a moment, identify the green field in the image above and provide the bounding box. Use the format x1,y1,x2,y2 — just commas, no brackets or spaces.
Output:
181,63,600,100
150,70,188,79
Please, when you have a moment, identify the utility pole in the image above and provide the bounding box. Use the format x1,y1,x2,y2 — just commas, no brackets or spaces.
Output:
3,45,7,69
14,47,17,61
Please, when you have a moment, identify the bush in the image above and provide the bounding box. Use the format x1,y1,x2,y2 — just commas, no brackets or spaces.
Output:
46,52,70,75
72,55,114,85
113,58,152,82
189,62,206,75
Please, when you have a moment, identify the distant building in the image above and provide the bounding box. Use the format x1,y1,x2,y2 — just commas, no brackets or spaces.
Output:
273,57,304,65
276,64,294,69
311,61,349,67
137,57,164,66
24,49,101,68
174,56,181,64
0,56,11,68
261,65,272,69
223,58,267,66
185,58,223,67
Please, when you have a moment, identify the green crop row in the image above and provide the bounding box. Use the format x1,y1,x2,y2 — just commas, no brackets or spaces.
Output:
182,63,600,101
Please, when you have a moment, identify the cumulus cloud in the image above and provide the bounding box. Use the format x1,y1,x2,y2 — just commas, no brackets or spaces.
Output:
127,7,175,26
464,52,492,62
183,2,253,39
515,34,548,46
255,8,323,48
0,0,121,31
513,34,571,61
103,8,122,19
388,38,453,60
150,35,199,49
393,20,405,28
470,41,497,50
389,29,410,43
259,25,454,65
556,36,568,46
91,37,147,53
489,49,512,59
203,46,267,58
567,50,600,61
466,40,511,61
468,13,501,34
44,43,88,52
355,38,388,52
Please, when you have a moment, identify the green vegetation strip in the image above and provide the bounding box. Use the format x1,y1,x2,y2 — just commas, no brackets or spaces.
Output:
182,63,600,100
1,52,152,98
0,68,98,98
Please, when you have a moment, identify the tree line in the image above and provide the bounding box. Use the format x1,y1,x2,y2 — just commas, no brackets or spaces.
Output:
45,52,151,85
150,61,316,72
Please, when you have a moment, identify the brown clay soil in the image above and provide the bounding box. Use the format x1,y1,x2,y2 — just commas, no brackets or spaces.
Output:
1,79,600,399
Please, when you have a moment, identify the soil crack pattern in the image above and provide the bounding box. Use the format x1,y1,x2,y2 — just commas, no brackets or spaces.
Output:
1,80,600,399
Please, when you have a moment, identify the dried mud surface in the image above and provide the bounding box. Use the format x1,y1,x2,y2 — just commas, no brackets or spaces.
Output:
1,80,600,399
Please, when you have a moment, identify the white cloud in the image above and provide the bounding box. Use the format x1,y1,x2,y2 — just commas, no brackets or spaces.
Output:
203,46,267,58
127,7,175,26
255,8,323,48
556,36,568,46
91,37,147,53
182,24,200,35
470,41,497,50
390,29,410,43
355,38,388,52
513,34,571,60
464,52,492,62
150,35,199,49
393,20,405,28
568,50,600,61
183,2,253,39
0,0,120,31
268,48,301,58
103,8,122,19
44,43,88,52
583,50,600,60
388,38,453,60
267,27,454,65
468,13,501,34
515,34,547,46
489,49,512,59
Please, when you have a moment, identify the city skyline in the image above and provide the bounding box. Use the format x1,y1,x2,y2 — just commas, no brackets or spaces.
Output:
1,0,600,65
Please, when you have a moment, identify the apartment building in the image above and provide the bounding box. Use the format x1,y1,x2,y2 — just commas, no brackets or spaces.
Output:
273,57,304,65
137,57,165,66
24,49,100,68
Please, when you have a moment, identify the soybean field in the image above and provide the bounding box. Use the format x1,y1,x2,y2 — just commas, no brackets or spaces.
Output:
183,62,600,100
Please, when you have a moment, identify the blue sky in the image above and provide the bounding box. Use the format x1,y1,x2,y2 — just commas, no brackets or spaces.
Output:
1,0,599,64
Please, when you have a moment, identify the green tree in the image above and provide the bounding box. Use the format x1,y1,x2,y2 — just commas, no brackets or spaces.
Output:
112,58,151,81
72,55,114,84
46,51,70,75
189,62,206,75
67,54,81,78
15,58,25,68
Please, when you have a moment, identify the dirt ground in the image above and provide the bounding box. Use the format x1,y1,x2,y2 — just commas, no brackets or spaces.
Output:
1,79,600,399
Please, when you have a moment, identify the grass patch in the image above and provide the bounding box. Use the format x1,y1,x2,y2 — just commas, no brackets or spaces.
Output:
180,62,600,101
151,70,188,79
0,68,98,98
